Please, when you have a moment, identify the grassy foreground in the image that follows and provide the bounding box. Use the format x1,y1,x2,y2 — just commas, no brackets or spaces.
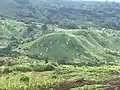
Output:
0,60,120,90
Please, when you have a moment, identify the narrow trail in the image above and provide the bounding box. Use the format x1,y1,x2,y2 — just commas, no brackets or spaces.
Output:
54,80,94,90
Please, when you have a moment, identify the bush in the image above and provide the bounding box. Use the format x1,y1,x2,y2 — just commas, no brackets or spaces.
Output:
33,64,55,72
7,62,16,66
20,76,30,82
81,26,89,30
33,65,45,72
13,65,32,72
59,23,79,29
45,64,55,71
41,24,48,31
2,67,12,74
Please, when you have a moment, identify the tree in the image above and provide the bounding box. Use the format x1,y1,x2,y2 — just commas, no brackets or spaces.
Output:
59,23,79,29
81,26,89,30
41,24,48,31
58,57,69,65
27,23,36,33
41,24,48,34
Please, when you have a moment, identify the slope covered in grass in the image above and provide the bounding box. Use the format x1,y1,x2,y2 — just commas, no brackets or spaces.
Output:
19,29,120,63
0,19,120,64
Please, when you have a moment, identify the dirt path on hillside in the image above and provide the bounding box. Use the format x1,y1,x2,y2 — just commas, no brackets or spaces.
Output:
53,78,120,90
54,80,94,90
104,78,120,90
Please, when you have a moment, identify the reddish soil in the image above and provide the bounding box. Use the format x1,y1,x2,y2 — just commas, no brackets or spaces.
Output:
54,80,94,90
105,78,120,90
54,78,120,90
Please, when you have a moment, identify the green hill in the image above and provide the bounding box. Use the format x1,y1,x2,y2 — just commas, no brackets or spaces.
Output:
18,28,120,64
0,20,120,64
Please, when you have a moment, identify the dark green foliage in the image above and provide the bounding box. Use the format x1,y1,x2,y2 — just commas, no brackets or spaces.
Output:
45,64,55,71
81,26,89,30
33,65,46,72
41,24,48,32
45,59,48,64
20,76,30,82
2,68,12,74
7,62,16,66
32,64,55,72
13,66,32,72
0,60,4,66
1,17,5,20
58,57,69,65
27,23,36,33
87,57,104,66
59,23,79,29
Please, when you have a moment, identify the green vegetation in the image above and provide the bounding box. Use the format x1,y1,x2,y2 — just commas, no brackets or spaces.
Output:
0,19,120,64
1,0,120,90
1,0,120,30
1,60,120,90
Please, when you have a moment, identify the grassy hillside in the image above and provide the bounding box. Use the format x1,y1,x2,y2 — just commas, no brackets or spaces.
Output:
19,28,120,64
1,1,120,90
0,19,120,64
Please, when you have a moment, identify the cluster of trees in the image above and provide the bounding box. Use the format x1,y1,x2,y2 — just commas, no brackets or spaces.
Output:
1,0,120,30
58,23,80,29
15,1,120,30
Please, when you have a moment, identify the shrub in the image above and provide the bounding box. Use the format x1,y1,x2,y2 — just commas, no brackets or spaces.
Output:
33,64,55,72
20,76,30,82
7,62,16,66
12,65,32,72
45,64,55,71
59,23,79,29
41,24,48,31
2,67,12,74
33,65,45,72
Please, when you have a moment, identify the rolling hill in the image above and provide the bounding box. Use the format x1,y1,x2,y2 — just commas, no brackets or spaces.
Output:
0,0,120,64
19,29,120,63
0,19,120,64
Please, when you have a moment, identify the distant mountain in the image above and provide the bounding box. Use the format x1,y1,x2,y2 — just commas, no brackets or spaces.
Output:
0,0,120,29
